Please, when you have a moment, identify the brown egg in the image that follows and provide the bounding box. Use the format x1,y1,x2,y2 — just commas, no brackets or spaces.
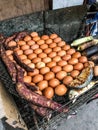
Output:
79,56,88,63
8,40,17,47
49,43,56,48
57,41,66,47
31,44,39,50
36,62,45,69
72,52,81,58
34,48,42,54
47,61,56,68
40,44,48,50
14,47,20,51
55,84,67,96
57,50,66,57
32,57,41,64
56,71,67,80
43,87,54,99
48,52,56,58
50,33,58,39
44,48,52,54
44,72,55,80
27,69,39,76
54,37,62,43
17,40,26,46
33,36,40,42
49,78,60,88
63,64,73,72
45,39,53,44
37,80,48,91
30,32,38,37
22,59,31,65
28,53,37,60
19,54,27,60
41,35,49,40
24,71,27,76
62,45,70,51
53,56,61,62
66,48,76,55
21,45,30,50
27,40,35,46
24,35,31,42
24,49,33,55
57,60,67,66
37,39,45,45
62,55,71,61
42,57,51,63
70,70,80,78
53,46,61,52
38,53,47,58
6,50,13,56
40,67,50,75
16,50,23,55
35,90,42,95
68,58,78,65
24,76,32,83
63,76,73,85
8,55,14,61
73,63,84,70
51,66,61,73
32,74,43,83
28,63,35,69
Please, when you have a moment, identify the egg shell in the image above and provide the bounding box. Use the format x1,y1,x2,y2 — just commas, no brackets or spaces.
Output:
42,57,52,63
15,50,23,55
32,74,43,83
21,45,30,51
51,66,62,73
17,40,26,46
49,43,56,48
6,50,13,56
24,49,33,55
41,35,49,40
57,60,67,67
79,56,88,63
63,64,73,72
62,45,70,51
54,37,62,43
50,33,58,39
45,39,53,44
53,46,61,52
48,52,56,58
31,44,39,50
40,67,50,75
56,71,67,80
36,62,45,69
34,48,42,54
28,53,37,60
30,32,38,37
73,62,84,70
72,52,81,58
37,39,45,45
28,63,35,69
37,80,48,91
22,59,31,65
27,40,35,46
40,44,48,50
43,87,54,99
44,72,55,80
8,40,17,47
70,70,80,78
66,48,76,55
44,48,52,54
38,53,47,58
49,78,60,88
62,55,71,61
57,41,66,47
63,76,73,85
24,35,31,42
33,36,40,42
57,50,66,57
53,56,61,62
8,55,14,61
32,57,41,64
27,69,39,77
19,54,27,60
35,90,42,95
46,61,56,68
24,76,32,83
68,58,78,65
55,84,67,96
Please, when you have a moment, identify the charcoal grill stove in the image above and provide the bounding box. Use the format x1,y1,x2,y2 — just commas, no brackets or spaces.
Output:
0,5,98,130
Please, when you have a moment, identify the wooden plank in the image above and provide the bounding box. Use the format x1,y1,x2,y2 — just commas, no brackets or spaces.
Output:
0,0,50,21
